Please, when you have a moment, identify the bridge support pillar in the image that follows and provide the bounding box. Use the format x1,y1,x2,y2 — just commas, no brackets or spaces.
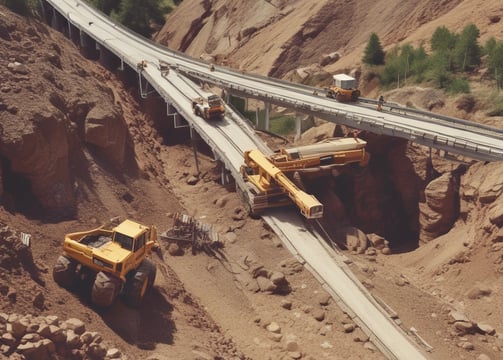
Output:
168,103,185,128
80,31,99,60
264,101,270,131
295,113,302,141
98,44,120,70
39,0,49,23
51,8,64,32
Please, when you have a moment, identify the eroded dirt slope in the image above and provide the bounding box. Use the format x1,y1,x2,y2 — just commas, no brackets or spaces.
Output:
158,0,503,77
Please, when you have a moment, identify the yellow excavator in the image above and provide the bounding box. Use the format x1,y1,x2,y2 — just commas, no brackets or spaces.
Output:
239,137,369,219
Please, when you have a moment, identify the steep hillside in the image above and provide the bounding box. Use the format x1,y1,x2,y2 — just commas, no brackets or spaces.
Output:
158,0,502,77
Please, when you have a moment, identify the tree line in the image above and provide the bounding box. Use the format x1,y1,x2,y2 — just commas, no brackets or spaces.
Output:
363,25,503,94
0,0,181,38
89,0,182,37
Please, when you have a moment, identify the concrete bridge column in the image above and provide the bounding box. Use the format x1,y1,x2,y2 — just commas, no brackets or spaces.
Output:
264,101,270,132
167,103,185,128
69,23,80,46
39,0,49,23
98,44,120,70
80,31,99,60
295,113,302,141
51,8,64,32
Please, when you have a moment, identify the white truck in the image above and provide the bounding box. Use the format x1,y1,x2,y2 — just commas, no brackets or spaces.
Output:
192,94,225,121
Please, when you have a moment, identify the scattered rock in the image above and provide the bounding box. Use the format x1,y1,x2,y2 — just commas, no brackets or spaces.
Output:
281,300,292,310
477,323,496,335
266,322,281,334
477,354,491,360
320,341,333,349
167,242,183,256
224,232,238,244
320,51,340,66
381,247,392,255
337,227,368,253
343,324,355,333
364,341,377,352
317,293,331,306
186,175,199,185
269,271,286,285
467,286,492,300
313,309,325,322
367,233,386,250
287,351,302,359
33,291,45,309
459,341,475,350
454,321,475,335
284,334,299,351
0,312,123,359
257,276,276,292
352,328,369,342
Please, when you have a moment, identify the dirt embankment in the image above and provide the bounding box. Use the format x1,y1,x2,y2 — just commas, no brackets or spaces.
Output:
157,0,503,77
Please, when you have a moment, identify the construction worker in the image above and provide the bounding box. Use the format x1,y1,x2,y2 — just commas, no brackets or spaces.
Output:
377,95,384,111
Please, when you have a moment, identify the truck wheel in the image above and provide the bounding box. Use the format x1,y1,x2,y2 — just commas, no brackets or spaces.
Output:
91,271,121,307
123,264,150,308
141,259,157,288
53,255,77,289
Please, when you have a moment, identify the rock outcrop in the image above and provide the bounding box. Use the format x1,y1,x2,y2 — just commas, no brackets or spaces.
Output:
0,10,130,217
420,171,459,241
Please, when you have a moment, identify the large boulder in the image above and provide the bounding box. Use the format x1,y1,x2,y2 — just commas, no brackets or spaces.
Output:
84,105,127,165
419,172,458,241
1,108,75,215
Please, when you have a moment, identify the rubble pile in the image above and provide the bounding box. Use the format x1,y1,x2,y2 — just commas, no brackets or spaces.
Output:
0,313,125,360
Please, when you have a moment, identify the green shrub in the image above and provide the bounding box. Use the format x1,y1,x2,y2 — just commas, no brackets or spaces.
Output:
486,91,503,116
270,115,295,135
445,77,470,94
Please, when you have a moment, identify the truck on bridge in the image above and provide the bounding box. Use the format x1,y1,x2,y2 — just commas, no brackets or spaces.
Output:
192,94,225,121
239,137,369,219
325,74,360,102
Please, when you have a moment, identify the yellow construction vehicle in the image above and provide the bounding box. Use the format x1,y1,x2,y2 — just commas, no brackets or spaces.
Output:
192,94,225,121
53,219,159,307
239,137,369,219
269,137,369,172
325,74,360,102
240,149,324,219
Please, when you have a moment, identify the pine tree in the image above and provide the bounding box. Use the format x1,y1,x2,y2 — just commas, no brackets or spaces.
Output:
363,33,385,65
453,24,481,72
488,41,503,89
430,26,456,52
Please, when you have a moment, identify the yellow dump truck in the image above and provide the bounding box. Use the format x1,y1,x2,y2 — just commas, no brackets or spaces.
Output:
325,74,360,102
53,219,159,307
